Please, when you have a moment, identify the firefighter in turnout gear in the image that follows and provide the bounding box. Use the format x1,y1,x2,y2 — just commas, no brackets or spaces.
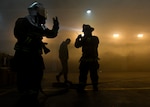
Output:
75,24,100,92
12,2,59,106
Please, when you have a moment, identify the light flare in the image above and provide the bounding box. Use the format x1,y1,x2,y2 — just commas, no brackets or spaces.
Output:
113,34,119,38
86,9,91,14
137,34,143,38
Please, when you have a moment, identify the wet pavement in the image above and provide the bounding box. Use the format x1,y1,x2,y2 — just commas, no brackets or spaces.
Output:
1,71,150,107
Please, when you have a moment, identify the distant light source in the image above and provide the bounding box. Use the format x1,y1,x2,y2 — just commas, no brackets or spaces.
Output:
137,34,143,38
113,34,119,38
86,9,91,14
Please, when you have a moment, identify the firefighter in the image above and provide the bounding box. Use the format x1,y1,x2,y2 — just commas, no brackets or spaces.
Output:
75,24,100,92
12,2,59,106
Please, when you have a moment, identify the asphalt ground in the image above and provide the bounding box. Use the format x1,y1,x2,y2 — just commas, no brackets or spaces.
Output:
1,71,150,107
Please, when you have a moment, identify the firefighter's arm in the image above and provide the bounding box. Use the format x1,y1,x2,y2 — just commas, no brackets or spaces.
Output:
44,16,59,38
74,34,84,48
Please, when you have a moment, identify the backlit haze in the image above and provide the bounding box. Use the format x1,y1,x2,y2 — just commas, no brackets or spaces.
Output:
1,0,150,73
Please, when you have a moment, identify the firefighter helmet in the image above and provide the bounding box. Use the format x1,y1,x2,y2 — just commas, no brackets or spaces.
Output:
82,24,94,32
28,1,47,19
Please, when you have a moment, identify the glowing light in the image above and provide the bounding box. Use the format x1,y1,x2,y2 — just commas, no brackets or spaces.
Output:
86,9,91,14
113,34,119,38
81,34,84,37
137,34,143,38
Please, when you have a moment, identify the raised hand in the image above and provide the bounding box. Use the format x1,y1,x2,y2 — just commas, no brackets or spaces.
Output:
53,16,59,27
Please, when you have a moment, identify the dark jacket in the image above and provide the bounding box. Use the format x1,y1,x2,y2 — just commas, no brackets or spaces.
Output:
14,17,59,53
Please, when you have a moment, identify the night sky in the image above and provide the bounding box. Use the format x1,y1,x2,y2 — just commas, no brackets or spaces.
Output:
1,0,150,72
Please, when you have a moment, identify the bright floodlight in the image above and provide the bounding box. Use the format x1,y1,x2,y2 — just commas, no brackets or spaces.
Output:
137,34,143,38
86,9,91,14
113,34,119,38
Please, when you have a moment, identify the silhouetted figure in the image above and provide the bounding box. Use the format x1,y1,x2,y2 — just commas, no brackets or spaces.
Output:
75,24,100,92
56,38,71,83
12,2,59,107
